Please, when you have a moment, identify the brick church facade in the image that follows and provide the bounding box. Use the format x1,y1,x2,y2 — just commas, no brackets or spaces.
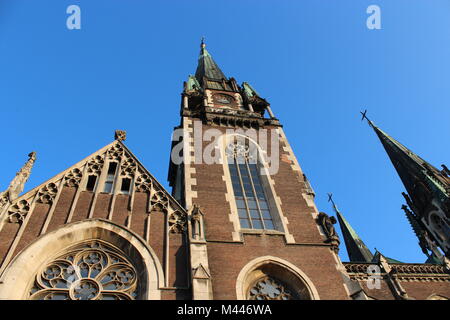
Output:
0,42,449,300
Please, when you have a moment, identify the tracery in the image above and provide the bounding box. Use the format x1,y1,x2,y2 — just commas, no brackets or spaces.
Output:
29,241,138,300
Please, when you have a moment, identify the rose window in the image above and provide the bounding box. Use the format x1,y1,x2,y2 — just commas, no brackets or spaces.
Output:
29,241,138,300
248,276,299,300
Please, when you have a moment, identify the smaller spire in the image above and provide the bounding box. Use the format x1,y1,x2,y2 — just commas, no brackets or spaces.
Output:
328,193,374,262
3,152,37,203
194,39,227,84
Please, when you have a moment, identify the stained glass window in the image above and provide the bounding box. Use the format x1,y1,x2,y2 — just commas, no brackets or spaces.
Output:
226,141,276,230
29,241,138,300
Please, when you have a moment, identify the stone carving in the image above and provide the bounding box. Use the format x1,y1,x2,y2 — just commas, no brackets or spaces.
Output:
190,204,204,240
0,192,9,211
135,172,152,192
37,183,58,204
114,130,127,141
120,155,136,178
168,210,187,234
107,144,124,161
64,168,83,187
5,152,37,202
8,200,30,224
317,212,340,253
87,155,104,176
150,191,168,212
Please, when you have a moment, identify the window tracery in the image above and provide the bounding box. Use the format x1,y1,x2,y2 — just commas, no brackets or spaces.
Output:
248,276,299,300
29,241,138,300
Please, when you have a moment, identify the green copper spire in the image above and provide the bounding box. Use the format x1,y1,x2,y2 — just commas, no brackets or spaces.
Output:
361,111,449,214
328,194,374,262
361,110,450,258
194,39,227,84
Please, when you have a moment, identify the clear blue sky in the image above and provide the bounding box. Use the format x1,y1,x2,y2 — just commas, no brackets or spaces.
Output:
1,1,449,263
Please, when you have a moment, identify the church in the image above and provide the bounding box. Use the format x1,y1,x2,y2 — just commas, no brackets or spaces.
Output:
0,41,449,300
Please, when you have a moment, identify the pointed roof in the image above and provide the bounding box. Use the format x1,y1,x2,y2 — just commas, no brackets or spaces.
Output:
328,195,374,262
365,117,449,213
194,40,227,84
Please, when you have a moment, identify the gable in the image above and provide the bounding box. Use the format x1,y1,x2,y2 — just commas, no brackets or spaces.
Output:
0,139,188,254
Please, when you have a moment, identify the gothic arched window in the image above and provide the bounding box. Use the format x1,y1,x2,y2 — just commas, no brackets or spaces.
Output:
29,241,139,300
226,140,276,230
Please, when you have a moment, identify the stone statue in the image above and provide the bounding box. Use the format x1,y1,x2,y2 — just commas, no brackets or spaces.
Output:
317,212,340,253
318,212,338,239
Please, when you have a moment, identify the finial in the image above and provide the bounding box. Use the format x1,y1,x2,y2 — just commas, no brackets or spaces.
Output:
200,36,206,50
114,130,127,141
28,151,37,161
6,151,38,202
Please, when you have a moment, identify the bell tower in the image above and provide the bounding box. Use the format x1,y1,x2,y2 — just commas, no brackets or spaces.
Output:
168,41,350,300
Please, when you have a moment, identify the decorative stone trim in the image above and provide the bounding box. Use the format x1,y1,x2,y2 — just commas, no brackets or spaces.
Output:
344,262,450,282
36,183,58,205
64,168,83,187
168,210,187,234
7,200,30,224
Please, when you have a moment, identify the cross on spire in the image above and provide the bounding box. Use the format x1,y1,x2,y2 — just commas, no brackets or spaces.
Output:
360,109,374,127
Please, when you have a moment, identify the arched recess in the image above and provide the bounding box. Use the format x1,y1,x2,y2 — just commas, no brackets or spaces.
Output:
236,256,320,300
217,132,295,243
0,219,164,300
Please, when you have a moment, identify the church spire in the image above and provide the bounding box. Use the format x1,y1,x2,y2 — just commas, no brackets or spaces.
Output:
194,39,227,85
328,194,374,262
362,111,450,258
